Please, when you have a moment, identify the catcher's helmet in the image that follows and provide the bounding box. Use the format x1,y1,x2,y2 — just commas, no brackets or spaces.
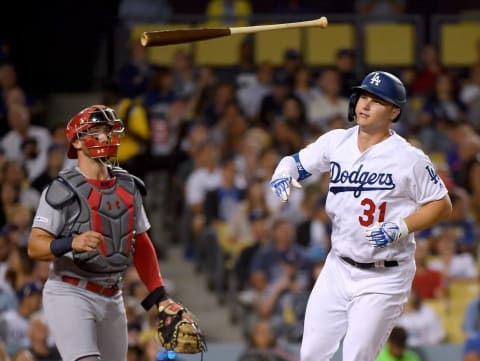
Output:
348,71,406,122
64,105,124,159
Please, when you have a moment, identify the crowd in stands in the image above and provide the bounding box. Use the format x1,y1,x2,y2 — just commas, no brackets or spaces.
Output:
1,4,480,361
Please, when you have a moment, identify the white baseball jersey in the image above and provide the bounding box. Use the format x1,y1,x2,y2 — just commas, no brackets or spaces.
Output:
294,125,448,263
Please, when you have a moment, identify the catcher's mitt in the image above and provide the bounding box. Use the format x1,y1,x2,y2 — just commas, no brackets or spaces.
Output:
157,299,207,354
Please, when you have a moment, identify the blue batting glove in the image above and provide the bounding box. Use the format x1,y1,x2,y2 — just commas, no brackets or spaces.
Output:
365,220,409,248
270,175,302,202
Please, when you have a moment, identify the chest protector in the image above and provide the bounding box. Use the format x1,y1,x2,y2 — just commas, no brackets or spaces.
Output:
46,167,144,274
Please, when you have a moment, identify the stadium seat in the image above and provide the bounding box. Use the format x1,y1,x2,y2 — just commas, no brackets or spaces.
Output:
195,33,246,66
130,24,193,66
440,22,480,67
305,23,355,66
255,28,302,65
448,281,479,302
364,23,416,67
445,312,466,343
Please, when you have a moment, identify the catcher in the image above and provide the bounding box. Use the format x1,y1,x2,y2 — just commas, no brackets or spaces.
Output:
27,105,206,361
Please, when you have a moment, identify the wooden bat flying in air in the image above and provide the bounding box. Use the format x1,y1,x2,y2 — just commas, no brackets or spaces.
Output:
140,16,328,47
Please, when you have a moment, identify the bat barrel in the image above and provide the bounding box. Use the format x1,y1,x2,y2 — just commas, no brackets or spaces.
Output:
141,28,231,47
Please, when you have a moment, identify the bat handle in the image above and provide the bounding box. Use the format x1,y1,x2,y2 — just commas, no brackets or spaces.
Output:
230,16,328,35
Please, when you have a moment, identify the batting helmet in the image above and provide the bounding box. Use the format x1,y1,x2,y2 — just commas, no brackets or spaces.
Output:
348,71,407,122
64,105,124,159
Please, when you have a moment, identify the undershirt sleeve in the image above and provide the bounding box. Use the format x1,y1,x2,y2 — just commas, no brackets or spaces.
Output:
133,232,164,291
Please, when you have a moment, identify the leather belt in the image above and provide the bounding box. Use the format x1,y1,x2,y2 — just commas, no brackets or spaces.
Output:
61,276,119,297
340,256,399,269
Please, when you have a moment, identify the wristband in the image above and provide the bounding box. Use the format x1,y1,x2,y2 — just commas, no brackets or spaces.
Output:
399,219,409,239
50,237,73,257
141,286,168,311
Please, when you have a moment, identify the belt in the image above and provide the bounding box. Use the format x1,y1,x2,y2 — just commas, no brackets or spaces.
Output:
340,256,399,269
61,276,119,297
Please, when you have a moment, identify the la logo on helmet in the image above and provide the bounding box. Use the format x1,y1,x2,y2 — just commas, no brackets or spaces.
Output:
370,73,382,86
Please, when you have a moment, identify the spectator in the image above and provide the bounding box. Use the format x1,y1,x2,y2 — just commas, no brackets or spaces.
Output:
258,76,292,130
280,95,308,139
250,218,307,285
234,208,271,293
462,280,480,338
237,320,299,361
171,49,198,100
335,49,359,98
376,326,421,361
295,193,331,259
234,127,271,182
1,160,40,212
416,73,467,152
204,156,246,226
221,36,257,91
201,82,236,128
255,248,311,343
275,49,304,89
100,82,151,174
0,234,16,313
142,68,177,112
184,140,222,259
0,280,43,355
27,313,61,361
411,239,446,300
308,68,349,134
460,63,480,130
4,204,32,247
412,44,447,98
227,177,270,249
293,66,319,115
1,104,51,181
464,332,480,361
116,40,159,99
211,102,249,159
5,246,36,292
396,289,446,347
237,62,274,122
31,144,67,193
428,227,478,284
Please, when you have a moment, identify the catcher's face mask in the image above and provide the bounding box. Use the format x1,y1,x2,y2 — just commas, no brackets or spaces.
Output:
65,105,124,159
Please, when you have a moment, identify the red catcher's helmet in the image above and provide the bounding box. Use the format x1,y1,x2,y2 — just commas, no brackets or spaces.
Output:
64,105,124,159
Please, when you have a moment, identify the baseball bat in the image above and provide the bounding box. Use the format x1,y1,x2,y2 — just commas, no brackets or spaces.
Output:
140,16,328,47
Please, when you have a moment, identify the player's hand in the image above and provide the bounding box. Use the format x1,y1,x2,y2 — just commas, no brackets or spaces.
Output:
270,174,302,202
72,231,105,253
365,220,409,248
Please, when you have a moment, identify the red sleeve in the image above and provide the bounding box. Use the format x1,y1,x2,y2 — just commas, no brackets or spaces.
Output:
133,232,164,292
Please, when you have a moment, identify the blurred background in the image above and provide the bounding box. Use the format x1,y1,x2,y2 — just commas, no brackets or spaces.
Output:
0,1,480,360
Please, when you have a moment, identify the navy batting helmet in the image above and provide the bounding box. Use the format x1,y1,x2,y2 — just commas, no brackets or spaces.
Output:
348,71,406,122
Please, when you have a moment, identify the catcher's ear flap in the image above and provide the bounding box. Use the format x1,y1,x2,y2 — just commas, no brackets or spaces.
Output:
348,92,358,122
141,286,168,311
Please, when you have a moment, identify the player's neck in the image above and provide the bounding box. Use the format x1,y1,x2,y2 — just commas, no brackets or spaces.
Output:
77,160,110,180
357,127,391,152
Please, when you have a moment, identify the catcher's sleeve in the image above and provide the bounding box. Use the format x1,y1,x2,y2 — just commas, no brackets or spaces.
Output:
134,232,169,310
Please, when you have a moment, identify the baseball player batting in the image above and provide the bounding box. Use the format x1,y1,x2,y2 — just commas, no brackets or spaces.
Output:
27,105,205,361
270,71,452,361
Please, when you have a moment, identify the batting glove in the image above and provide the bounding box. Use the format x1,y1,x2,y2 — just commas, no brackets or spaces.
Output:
270,174,302,202
365,220,409,248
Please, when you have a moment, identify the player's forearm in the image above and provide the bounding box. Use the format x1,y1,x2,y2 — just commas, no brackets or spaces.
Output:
272,155,300,179
27,228,57,262
403,195,452,234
